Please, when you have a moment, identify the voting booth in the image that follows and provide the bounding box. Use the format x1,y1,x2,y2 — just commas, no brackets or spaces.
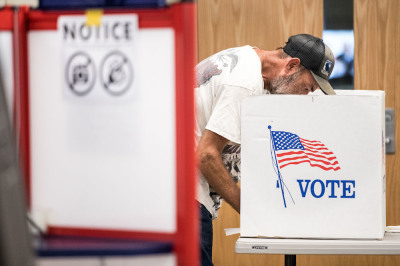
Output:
241,90,386,240
9,2,197,266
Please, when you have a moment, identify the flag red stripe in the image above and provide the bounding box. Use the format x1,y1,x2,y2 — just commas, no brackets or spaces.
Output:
277,150,338,161
302,143,331,152
301,141,326,148
304,147,335,156
300,138,323,144
279,159,341,171
278,154,339,166
304,151,338,161
302,141,328,149
276,151,303,157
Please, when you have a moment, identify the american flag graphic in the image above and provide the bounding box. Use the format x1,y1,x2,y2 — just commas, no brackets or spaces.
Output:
271,130,340,171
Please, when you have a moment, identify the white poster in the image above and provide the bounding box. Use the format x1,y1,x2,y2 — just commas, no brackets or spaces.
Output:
30,15,176,233
59,15,138,101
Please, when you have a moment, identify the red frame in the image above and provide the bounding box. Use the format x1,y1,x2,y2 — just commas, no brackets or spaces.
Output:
0,7,13,30
13,4,197,266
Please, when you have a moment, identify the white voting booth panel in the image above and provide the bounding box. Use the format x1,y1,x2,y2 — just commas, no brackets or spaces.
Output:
241,90,385,239
29,15,176,233
0,31,14,120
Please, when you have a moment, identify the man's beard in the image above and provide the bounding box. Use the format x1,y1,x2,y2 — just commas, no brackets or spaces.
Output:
269,70,303,95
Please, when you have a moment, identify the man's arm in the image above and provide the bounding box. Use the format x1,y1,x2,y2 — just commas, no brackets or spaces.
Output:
196,129,240,213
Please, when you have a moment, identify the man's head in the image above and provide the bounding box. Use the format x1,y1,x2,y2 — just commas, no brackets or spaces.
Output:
282,33,335,95
265,34,335,95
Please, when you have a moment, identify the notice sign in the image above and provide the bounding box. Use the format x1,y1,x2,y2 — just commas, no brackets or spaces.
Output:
58,15,138,100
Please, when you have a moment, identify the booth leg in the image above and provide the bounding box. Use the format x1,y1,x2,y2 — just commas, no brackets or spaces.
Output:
285,254,296,266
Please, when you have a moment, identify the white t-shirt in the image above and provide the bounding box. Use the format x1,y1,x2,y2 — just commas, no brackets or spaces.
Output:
195,45,265,219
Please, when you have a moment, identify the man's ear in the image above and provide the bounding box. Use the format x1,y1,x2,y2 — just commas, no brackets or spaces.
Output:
285,58,301,74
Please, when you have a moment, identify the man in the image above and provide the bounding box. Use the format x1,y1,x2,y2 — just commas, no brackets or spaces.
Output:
195,33,336,265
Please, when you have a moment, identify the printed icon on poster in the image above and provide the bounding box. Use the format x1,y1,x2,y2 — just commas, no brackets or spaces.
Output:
65,51,96,96
100,51,133,96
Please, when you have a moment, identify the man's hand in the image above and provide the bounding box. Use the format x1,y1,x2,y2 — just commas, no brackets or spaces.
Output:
196,129,240,213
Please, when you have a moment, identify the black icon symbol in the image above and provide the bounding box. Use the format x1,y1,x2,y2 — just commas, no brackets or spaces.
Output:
66,52,96,96
108,59,126,85
100,51,133,96
73,64,89,84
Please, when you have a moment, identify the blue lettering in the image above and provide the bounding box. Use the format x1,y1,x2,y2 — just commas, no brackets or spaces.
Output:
311,179,325,198
326,180,340,198
297,179,311,197
297,179,356,199
341,180,356,198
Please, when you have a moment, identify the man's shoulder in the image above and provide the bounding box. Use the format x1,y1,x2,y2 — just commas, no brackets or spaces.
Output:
196,45,262,90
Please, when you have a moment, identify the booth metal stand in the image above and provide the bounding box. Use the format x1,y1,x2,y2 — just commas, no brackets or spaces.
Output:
236,232,400,266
